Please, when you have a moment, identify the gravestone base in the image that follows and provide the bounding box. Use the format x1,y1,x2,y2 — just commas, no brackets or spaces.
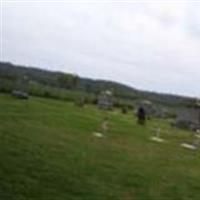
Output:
150,136,165,143
181,143,197,150
195,134,200,139
93,132,104,138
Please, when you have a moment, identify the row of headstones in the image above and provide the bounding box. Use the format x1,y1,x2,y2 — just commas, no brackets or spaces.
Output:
93,118,200,151
150,127,200,150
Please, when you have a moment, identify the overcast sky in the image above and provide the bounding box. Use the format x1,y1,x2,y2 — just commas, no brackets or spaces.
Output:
1,0,200,97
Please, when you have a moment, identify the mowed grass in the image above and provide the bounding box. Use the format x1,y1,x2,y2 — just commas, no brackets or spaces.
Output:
0,94,200,200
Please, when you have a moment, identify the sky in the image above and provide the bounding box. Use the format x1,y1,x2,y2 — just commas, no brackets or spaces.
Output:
1,0,200,97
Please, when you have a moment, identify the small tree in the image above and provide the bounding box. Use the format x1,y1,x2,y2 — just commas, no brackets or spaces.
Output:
57,74,79,89
121,106,128,114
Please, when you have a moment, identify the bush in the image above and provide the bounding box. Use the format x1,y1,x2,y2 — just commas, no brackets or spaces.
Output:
74,97,85,107
0,79,14,93
121,106,128,114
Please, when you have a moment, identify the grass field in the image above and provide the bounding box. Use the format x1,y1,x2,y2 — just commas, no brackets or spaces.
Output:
0,94,200,200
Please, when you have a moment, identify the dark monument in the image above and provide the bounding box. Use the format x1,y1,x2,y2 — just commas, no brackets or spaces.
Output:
137,107,146,125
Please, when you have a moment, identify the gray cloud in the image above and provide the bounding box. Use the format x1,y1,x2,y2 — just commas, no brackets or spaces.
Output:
186,3,200,37
1,0,200,97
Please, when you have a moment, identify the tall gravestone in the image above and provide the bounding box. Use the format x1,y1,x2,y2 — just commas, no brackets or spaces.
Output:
180,98,200,150
98,90,114,110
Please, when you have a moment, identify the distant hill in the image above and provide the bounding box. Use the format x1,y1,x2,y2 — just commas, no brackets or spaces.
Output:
0,61,194,108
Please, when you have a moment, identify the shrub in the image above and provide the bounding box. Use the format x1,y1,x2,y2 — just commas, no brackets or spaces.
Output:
121,106,128,114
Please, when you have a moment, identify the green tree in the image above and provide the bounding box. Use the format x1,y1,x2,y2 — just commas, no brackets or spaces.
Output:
57,74,79,89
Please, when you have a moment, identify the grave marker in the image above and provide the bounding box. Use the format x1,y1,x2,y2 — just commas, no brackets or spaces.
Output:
150,127,166,143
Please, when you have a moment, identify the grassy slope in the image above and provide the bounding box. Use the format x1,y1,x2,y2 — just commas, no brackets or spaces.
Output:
0,94,200,200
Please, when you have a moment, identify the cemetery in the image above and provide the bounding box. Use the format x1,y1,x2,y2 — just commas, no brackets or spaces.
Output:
1,93,200,200
1,1,200,199
0,64,200,199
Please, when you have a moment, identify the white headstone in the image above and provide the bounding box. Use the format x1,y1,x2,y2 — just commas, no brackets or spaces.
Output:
93,132,104,138
150,136,165,143
181,143,197,150
150,127,166,143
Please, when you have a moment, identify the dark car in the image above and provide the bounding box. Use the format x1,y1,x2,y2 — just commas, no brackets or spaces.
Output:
12,90,29,100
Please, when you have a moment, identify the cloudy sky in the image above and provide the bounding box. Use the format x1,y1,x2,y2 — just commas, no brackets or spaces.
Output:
1,0,200,97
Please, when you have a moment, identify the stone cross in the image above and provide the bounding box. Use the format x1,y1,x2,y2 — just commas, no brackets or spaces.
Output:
101,118,109,133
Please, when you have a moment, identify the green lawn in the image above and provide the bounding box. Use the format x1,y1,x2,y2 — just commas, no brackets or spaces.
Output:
0,94,200,200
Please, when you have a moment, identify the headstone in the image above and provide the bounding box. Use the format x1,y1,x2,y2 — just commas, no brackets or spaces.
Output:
173,105,200,131
93,132,104,138
150,136,165,143
101,118,109,134
180,143,197,150
150,127,166,143
93,117,109,138
98,90,113,110
181,130,200,150
196,129,200,138
192,138,200,148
